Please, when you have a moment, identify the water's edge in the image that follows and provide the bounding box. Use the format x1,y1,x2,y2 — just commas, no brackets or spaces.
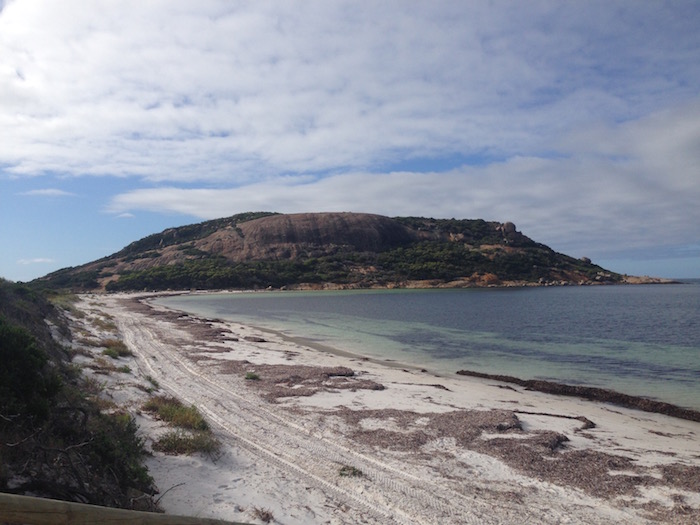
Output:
456,369,700,423
150,292,700,423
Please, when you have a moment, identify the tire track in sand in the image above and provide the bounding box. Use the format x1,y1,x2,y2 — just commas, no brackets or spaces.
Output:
108,297,568,525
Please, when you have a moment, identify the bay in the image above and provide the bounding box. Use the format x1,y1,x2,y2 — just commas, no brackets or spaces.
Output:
155,283,700,410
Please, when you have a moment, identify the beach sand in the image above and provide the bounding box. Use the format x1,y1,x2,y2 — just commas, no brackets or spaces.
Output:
65,292,700,524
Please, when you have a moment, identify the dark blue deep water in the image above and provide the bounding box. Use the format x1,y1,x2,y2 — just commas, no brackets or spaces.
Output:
157,283,700,410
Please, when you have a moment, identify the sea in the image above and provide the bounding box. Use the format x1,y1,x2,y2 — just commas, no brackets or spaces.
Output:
155,282,700,411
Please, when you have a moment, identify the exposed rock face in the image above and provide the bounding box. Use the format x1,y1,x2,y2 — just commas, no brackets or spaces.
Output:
501,222,516,234
38,211,637,291
197,212,417,261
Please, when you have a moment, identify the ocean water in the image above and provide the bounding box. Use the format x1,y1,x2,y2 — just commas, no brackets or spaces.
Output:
155,283,700,410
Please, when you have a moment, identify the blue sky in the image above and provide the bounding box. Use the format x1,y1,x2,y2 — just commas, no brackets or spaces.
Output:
1,0,699,282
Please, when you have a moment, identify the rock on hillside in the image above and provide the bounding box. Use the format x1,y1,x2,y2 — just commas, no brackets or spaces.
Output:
198,212,418,261
36,212,628,291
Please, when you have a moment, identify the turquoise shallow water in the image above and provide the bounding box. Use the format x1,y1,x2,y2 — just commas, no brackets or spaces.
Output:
156,283,700,410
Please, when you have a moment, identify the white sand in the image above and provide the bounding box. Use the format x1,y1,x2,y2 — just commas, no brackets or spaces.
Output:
65,292,700,524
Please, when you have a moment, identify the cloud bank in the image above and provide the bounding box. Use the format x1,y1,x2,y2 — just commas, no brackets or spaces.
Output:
1,1,699,270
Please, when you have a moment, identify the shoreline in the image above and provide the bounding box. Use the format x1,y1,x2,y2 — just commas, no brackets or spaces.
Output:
67,292,700,524
150,288,699,415
165,298,700,422
249,325,700,421
455,370,700,423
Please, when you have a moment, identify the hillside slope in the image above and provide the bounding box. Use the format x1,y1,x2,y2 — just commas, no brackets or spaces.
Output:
0,280,157,508
38,212,624,291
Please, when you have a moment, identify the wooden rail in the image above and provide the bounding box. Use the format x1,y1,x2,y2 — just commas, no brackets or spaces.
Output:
0,493,251,525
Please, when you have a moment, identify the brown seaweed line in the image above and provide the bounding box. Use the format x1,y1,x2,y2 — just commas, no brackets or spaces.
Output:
456,370,700,423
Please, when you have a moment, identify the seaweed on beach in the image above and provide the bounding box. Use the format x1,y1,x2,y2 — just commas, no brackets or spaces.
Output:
117,296,700,522
479,439,654,498
235,363,386,401
332,408,523,451
456,370,700,423
329,403,699,519
661,464,700,492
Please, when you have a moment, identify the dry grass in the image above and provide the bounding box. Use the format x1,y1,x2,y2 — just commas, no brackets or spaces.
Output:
145,375,160,391
76,336,103,347
92,316,117,332
100,338,133,358
81,375,106,395
145,395,219,457
87,356,124,374
153,430,220,456
48,293,84,317
143,395,209,431
251,506,274,523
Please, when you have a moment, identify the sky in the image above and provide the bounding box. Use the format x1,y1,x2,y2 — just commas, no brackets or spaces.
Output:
1,0,699,282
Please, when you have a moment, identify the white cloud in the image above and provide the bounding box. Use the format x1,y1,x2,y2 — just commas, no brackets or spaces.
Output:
1,1,698,182
2,1,699,276
19,188,75,197
106,98,700,261
17,257,55,265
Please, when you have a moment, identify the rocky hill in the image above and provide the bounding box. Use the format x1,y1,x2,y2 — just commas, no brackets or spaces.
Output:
38,211,627,291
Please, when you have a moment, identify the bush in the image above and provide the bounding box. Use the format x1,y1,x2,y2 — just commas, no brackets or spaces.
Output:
0,316,62,420
100,339,133,358
143,395,209,431
89,411,154,491
0,280,156,509
339,465,363,477
153,430,220,456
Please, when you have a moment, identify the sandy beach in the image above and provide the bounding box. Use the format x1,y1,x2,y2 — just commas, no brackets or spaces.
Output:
65,292,700,524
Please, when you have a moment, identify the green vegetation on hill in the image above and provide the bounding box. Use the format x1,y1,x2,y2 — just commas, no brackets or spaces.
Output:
0,316,61,419
393,217,532,246
102,240,613,291
34,212,622,292
116,211,277,257
104,253,372,291
37,267,101,290
0,279,156,509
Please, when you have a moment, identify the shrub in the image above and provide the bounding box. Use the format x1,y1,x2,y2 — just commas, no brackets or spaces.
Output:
145,375,160,390
143,395,208,431
153,430,220,456
92,317,117,331
89,411,154,491
245,372,260,380
100,339,133,358
339,465,363,477
0,316,62,420
0,280,156,508
252,506,274,523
